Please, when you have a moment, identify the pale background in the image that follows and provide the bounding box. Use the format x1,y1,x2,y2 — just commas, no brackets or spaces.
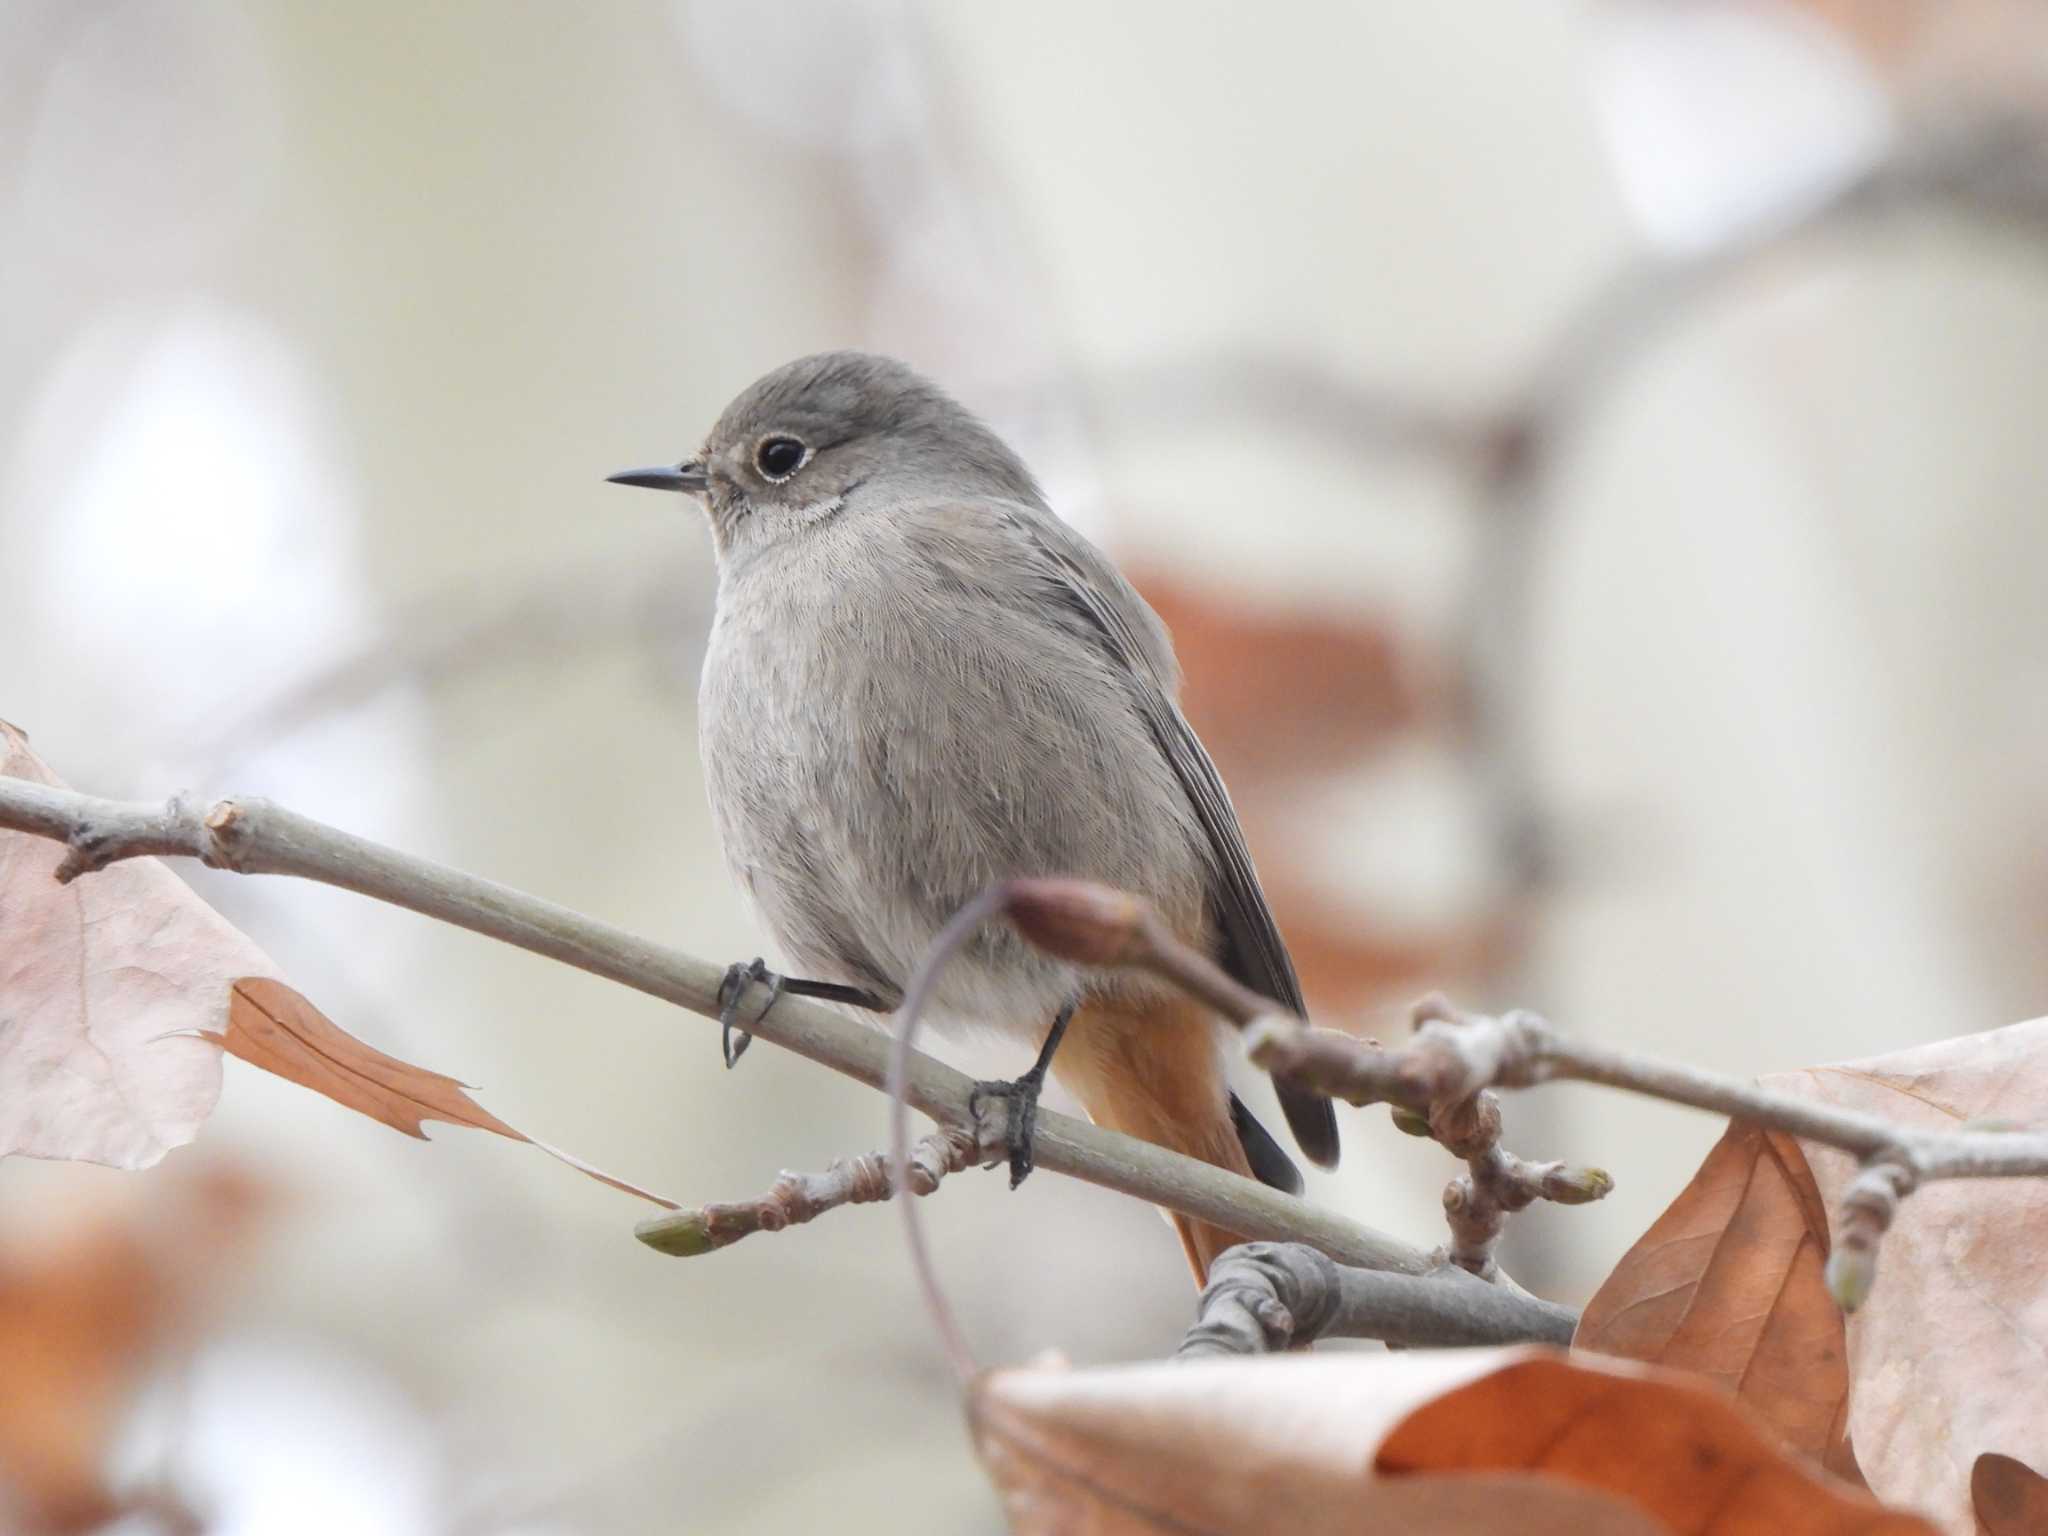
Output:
3,2,2046,1531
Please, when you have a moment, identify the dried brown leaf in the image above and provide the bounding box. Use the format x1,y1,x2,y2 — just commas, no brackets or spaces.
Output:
1971,1453,2048,1536
0,723,670,1208
1,723,228,1168
1765,1022,2048,1534
1574,1121,1851,1464
973,1346,1930,1535
218,978,676,1209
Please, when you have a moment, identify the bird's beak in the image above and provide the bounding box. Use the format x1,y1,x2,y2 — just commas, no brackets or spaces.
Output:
606,460,709,494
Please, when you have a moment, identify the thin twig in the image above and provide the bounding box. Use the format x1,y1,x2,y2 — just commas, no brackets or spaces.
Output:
0,781,1434,1282
1177,1242,1578,1358
1244,999,2048,1179
1825,1157,1917,1312
1007,880,1612,1273
636,1126,979,1257
1408,1084,1612,1279
998,876,2048,1306
1248,994,2048,1308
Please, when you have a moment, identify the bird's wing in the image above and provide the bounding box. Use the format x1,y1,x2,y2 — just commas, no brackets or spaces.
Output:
998,504,1340,1170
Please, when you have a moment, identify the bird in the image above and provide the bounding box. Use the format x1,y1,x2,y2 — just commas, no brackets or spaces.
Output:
609,351,1337,1282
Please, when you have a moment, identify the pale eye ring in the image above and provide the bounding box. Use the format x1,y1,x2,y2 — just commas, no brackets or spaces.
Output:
754,435,809,481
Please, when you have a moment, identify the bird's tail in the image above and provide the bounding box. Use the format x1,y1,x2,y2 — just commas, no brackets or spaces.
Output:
1052,991,1259,1287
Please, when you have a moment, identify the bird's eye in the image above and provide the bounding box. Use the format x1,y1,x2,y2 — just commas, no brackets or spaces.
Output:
754,435,808,481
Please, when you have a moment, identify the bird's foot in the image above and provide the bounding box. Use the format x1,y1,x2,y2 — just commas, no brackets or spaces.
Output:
715,960,890,1069
969,1066,1050,1190
716,958,779,1069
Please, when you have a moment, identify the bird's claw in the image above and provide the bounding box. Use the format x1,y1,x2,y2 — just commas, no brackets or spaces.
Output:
969,1067,1049,1189
716,957,781,1069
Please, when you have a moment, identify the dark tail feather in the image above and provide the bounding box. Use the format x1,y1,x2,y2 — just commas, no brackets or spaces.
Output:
1229,1092,1304,1196
1276,1083,1340,1171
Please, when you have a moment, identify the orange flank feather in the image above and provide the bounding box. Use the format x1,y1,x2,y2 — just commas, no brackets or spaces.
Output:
1051,989,1253,1285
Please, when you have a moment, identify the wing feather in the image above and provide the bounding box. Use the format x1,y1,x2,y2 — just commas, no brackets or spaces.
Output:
998,506,1340,1169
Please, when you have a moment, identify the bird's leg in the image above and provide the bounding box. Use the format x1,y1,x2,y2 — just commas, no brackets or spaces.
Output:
716,958,888,1069
969,999,1078,1189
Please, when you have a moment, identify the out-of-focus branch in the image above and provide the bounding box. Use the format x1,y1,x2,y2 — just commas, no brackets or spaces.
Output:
1176,1242,1578,1358
636,1127,979,1257
0,777,1433,1281
146,545,711,783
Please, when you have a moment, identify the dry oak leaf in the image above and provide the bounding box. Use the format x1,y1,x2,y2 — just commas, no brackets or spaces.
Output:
2,723,227,1168
1,723,673,1207
1970,1453,2048,1536
1574,1121,1854,1473
973,1345,1930,1535
1765,1022,2048,1536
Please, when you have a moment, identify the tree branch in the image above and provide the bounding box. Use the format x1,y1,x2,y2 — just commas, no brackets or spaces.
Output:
1003,880,1612,1276
1398,1083,1611,1280
998,877,2048,1308
1247,996,2048,1308
1243,999,2048,1180
1176,1242,1579,1358
636,1127,981,1256
0,777,1433,1279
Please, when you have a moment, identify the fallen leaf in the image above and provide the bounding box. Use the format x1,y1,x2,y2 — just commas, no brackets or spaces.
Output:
1971,1453,2048,1536
1765,1022,2048,1535
1574,1121,1852,1466
973,1346,1929,1535
1,723,229,1168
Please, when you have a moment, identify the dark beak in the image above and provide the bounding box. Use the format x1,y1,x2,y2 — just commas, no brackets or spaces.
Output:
607,460,709,494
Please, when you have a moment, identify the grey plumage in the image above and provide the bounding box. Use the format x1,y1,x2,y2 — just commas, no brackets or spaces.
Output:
658,352,1338,1176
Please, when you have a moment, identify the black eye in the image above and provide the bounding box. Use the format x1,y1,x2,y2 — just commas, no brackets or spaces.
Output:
755,435,807,481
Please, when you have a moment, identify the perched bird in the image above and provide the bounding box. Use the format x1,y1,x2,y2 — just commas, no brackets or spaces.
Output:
610,352,1337,1280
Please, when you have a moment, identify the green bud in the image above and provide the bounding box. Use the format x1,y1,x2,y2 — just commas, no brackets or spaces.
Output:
636,1211,718,1257
1390,1105,1432,1138
1826,1246,1875,1312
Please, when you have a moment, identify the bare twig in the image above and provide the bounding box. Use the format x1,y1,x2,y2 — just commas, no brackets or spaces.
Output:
1825,1157,1918,1312
1001,876,1286,1027
636,1127,980,1257
1245,997,2048,1179
1249,993,2048,1308
1177,1242,1578,1358
0,780,1435,1284
1410,1086,1612,1280
994,877,2048,1305
1006,880,1611,1274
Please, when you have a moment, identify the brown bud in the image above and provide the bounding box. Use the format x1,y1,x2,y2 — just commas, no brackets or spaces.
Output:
1005,878,1151,967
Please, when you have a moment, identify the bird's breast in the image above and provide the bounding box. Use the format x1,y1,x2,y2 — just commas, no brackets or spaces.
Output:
695,527,1208,1030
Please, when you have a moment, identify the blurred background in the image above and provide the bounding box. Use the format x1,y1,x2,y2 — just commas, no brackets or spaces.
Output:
4,1,2047,1530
